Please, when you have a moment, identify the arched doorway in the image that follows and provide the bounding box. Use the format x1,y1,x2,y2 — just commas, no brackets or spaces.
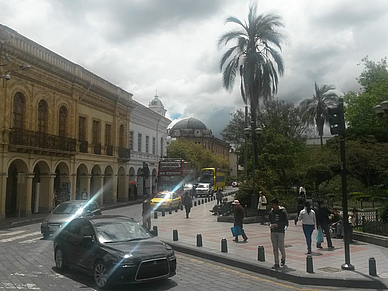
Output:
53,162,70,206
32,161,51,213
6,159,29,218
117,167,126,202
129,167,136,200
91,165,102,205
76,164,89,200
104,166,114,204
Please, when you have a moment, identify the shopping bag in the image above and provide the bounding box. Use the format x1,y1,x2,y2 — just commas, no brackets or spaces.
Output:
316,226,324,244
231,225,242,237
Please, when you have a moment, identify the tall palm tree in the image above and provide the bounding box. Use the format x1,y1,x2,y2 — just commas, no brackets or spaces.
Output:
219,3,285,208
300,82,338,147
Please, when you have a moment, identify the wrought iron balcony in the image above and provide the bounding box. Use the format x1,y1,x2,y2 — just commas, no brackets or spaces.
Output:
94,143,102,155
118,147,131,161
79,140,88,153
9,128,76,153
106,145,113,156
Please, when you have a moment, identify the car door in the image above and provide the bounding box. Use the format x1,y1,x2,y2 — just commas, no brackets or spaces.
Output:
61,218,83,265
76,219,99,271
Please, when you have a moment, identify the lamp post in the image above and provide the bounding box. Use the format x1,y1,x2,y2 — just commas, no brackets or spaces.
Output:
374,100,388,116
243,123,263,209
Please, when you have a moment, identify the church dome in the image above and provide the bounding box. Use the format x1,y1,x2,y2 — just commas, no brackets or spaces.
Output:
171,117,207,130
149,97,164,107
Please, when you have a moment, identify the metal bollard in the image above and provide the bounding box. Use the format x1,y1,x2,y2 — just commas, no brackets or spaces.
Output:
198,200,201,205
205,198,207,203
173,229,179,241
169,208,172,215
194,201,197,206
258,246,265,262
175,208,178,212
196,234,203,247
181,204,183,211
221,238,228,253
153,226,158,236
306,254,313,273
162,209,165,216
154,211,158,219
202,199,204,204
369,257,377,276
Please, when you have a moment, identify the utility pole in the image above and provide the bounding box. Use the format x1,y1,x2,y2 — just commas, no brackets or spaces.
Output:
328,98,354,270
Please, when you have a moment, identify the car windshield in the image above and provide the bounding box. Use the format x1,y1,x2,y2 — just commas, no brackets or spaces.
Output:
95,221,152,243
155,193,172,199
52,203,83,214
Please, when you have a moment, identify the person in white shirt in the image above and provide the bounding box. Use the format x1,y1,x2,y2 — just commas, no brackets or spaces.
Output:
298,201,316,254
258,191,267,225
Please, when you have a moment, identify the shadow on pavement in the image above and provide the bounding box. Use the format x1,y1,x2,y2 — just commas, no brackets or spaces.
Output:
52,267,178,290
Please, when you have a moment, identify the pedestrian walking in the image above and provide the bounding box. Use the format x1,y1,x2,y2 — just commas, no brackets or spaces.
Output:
294,191,305,225
268,198,289,269
182,191,193,218
142,199,151,230
348,208,358,243
298,201,316,254
81,188,88,200
232,200,248,243
315,200,334,249
216,189,223,205
258,191,267,225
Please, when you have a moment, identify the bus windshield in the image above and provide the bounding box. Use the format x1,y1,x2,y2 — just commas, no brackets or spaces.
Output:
200,169,214,184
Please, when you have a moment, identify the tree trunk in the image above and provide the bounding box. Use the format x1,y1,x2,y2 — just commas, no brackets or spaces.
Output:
320,134,323,148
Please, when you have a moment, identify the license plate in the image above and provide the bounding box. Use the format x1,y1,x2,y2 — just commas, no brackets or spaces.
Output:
49,225,59,232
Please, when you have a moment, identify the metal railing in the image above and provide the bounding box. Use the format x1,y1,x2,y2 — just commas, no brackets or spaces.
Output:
94,143,101,155
106,145,113,156
118,147,130,160
79,140,88,153
9,128,76,152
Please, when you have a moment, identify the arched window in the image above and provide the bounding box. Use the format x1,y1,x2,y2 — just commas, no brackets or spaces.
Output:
58,106,67,137
13,93,25,129
119,125,125,148
38,100,48,133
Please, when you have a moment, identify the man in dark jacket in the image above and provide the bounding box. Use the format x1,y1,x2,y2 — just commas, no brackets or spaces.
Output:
315,200,334,249
268,198,289,269
216,189,223,205
182,192,193,218
232,200,248,242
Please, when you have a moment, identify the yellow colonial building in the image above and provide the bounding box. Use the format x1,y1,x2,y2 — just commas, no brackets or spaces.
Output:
0,25,132,220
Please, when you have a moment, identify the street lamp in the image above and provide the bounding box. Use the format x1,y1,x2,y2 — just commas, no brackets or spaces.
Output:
243,124,263,209
374,100,388,116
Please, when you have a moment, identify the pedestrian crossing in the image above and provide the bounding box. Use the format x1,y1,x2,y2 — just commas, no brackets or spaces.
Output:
0,230,43,244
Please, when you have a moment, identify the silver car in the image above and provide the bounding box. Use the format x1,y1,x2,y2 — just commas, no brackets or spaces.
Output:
40,200,101,239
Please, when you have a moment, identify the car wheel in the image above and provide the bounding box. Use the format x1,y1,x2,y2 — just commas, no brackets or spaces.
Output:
55,247,67,271
94,261,109,289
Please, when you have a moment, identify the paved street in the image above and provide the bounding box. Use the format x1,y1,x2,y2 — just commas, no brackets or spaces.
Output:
0,222,351,291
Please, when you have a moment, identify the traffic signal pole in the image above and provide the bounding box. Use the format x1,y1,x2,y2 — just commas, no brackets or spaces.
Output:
328,98,354,270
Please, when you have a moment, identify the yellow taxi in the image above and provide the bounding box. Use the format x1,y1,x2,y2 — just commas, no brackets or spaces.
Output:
150,191,181,211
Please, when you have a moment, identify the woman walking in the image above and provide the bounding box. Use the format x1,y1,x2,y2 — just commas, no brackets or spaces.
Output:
298,201,316,254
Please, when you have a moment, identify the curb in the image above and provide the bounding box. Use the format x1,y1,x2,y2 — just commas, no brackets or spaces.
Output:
0,200,143,231
161,240,387,289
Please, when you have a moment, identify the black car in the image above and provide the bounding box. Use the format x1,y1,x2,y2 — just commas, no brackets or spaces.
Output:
53,215,176,289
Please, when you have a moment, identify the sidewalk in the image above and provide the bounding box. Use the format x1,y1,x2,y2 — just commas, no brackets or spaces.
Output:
152,194,388,289
0,199,144,230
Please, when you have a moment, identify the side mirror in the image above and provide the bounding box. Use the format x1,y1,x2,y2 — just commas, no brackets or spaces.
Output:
83,236,94,244
149,230,156,236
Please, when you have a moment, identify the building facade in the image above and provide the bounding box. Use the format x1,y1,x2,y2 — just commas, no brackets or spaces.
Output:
128,95,170,198
0,25,132,220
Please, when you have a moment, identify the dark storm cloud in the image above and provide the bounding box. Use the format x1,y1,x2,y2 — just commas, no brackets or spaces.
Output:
52,0,230,43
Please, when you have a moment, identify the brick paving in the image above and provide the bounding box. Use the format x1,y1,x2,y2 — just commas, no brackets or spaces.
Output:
152,192,388,288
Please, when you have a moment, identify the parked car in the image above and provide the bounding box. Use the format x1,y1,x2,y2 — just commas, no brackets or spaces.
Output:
54,215,176,289
195,183,214,198
150,191,181,211
231,181,239,187
41,200,101,239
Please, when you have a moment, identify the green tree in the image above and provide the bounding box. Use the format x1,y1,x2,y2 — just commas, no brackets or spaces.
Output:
219,3,285,171
300,82,338,147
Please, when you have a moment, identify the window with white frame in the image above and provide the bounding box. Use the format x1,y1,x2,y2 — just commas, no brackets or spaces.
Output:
138,133,142,152
152,137,156,154
129,131,134,150
145,136,149,153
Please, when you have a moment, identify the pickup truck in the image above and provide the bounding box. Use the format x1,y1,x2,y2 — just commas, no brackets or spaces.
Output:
195,183,214,198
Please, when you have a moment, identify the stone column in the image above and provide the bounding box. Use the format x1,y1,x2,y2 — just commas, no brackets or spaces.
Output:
20,174,34,217
99,176,104,206
39,174,56,213
112,174,118,203
0,172,7,220
70,174,77,200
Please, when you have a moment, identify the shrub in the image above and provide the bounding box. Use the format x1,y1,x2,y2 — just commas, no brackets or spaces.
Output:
380,203,388,223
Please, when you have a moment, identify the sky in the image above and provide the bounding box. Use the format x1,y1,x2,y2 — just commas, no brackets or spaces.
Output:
1,0,388,138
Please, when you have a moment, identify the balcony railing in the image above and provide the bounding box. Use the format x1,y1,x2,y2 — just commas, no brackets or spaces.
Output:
79,140,88,153
9,128,76,152
106,145,113,156
94,143,102,155
118,147,131,161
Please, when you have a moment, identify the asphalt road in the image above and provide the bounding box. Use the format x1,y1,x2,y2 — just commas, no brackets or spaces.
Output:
0,196,360,290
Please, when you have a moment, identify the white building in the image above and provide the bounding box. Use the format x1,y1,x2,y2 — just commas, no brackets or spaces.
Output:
128,94,170,198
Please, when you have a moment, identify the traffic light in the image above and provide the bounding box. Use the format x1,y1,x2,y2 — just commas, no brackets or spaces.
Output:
328,101,345,136
143,162,149,179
